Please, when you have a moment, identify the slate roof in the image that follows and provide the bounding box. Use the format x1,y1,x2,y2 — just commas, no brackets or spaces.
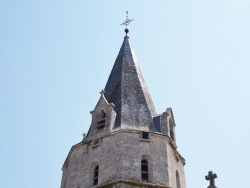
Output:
104,36,157,129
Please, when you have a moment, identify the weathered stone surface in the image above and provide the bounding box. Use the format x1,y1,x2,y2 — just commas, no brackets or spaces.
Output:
61,131,185,188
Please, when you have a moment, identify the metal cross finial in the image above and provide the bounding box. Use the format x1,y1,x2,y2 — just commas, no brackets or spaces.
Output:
120,11,134,35
205,171,218,188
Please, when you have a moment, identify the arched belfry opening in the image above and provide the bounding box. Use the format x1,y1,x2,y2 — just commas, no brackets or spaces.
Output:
96,110,106,131
100,109,106,119
141,159,149,182
93,165,99,186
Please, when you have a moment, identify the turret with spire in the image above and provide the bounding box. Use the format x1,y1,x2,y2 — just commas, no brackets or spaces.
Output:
60,13,186,188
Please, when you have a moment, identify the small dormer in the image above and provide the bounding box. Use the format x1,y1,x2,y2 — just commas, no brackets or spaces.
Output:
153,107,177,144
87,90,116,137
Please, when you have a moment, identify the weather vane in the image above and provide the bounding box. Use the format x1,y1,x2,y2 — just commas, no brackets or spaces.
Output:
121,11,134,35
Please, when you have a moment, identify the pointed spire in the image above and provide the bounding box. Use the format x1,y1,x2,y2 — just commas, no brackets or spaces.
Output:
104,35,156,129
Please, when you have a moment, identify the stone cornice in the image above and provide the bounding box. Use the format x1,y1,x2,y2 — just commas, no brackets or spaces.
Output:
95,179,170,188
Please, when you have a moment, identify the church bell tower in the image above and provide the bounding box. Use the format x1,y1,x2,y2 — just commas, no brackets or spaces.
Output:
60,16,186,188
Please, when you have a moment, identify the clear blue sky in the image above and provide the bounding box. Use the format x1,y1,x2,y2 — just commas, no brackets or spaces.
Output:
1,0,250,187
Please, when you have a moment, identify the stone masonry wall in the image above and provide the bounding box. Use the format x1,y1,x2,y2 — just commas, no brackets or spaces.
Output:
166,144,186,188
61,130,185,188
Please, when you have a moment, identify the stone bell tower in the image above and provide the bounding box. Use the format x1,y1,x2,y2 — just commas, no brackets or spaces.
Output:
60,19,186,188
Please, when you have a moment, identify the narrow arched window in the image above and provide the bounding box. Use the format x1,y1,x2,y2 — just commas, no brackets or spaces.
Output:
97,110,106,131
93,165,99,185
169,119,175,140
141,159,149,181
100,110,106,118
176,170,181,188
